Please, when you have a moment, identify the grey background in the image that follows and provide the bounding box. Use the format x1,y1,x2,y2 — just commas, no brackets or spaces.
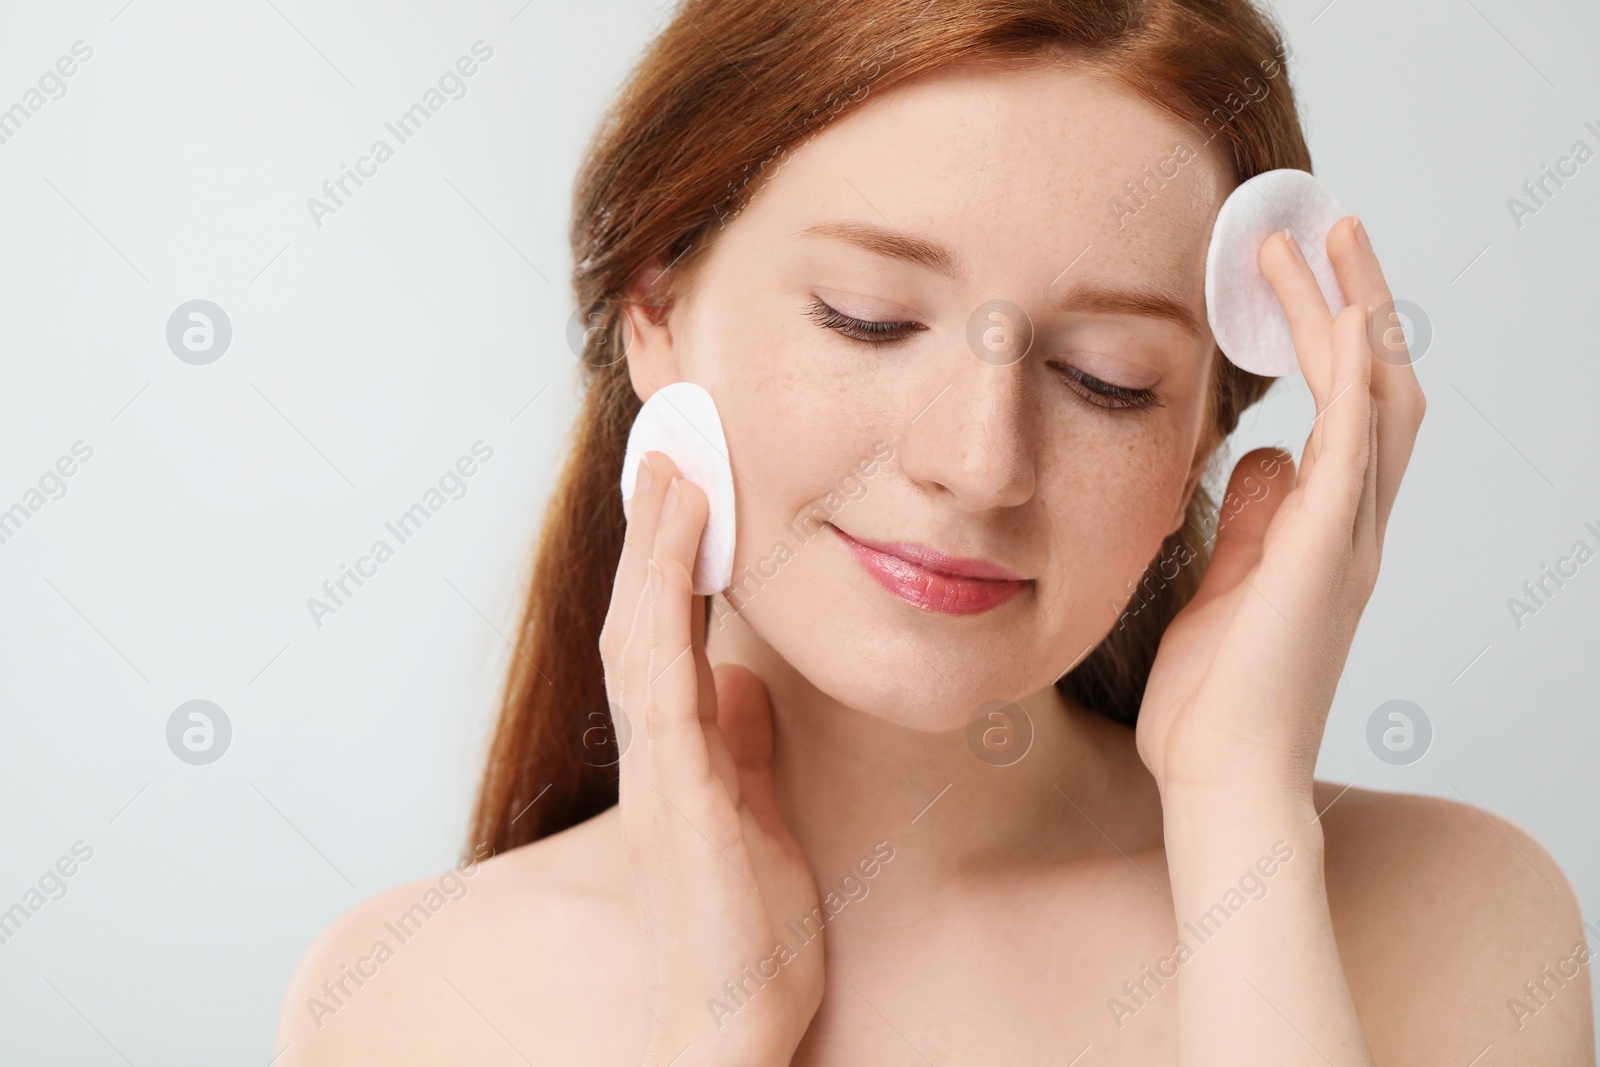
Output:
0,0,1594,1061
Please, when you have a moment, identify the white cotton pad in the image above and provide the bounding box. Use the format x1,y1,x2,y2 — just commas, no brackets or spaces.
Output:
619,380,737,595
1204,168,1348,378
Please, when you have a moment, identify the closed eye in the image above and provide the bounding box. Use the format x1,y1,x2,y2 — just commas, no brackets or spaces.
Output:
1049,362,1161,411
805,298,924,344
807,297,1159,412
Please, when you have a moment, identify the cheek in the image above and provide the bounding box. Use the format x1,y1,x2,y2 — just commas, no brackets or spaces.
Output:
705,311,889,578
1034,413,1202,638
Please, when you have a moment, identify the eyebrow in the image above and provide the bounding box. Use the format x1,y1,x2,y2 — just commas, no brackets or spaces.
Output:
1058,284,1202,339
795,219,1202,339
797,219,961,278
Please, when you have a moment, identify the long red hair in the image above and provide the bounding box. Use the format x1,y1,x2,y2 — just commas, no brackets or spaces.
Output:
467,0,1309,858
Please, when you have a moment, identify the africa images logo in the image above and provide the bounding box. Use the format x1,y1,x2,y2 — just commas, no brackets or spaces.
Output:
305,41,494,229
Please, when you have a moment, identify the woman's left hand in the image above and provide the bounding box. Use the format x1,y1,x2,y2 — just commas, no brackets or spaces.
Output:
1134,215,1426,808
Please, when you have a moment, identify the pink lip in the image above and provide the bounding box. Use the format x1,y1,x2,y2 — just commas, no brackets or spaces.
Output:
827,523,1030,616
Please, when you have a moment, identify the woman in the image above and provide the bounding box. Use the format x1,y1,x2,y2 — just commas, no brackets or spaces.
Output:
277,0,1594,1062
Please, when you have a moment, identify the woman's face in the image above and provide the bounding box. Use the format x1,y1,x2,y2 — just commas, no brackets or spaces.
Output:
627,60,1232,730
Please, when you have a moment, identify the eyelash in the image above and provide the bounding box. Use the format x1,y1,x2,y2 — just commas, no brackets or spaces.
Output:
1049,364,1162,411
804,297,1161,411
805,298,924,342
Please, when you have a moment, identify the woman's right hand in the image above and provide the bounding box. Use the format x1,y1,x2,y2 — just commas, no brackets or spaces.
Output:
602,449,825,1067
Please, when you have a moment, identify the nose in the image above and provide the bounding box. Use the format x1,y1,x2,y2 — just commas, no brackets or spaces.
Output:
896,352,1037,513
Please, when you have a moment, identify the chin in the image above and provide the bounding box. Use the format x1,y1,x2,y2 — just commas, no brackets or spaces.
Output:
759,611,1049,734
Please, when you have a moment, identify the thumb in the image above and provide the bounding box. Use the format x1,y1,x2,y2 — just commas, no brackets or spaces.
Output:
712,663,792,843
1200,447,1295,597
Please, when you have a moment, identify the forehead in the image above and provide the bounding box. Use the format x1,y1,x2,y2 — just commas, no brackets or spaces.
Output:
730,60,1231,303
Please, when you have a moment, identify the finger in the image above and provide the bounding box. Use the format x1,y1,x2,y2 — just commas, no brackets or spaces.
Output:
648,473,709,655
1198,446,1296,600
1325,216,1426,541
647,474,718,730
615,573,656,807
1259,229,1336,402
1357,377,1380,561
1304,304,1376,538
688,559,741,801
647,474,740,801
610,451,686,820
603,449,678,681
690,564,720,728
644,550,718,809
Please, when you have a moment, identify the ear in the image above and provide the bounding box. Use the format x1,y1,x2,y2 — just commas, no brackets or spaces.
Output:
618,260,681,403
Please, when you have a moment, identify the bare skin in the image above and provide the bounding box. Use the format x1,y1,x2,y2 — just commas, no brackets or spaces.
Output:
276,785,1586,1065
277,61,1592,1065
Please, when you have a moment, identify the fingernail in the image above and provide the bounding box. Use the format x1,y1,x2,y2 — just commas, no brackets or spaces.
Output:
635,454,654,497
1353,216,1372,254
647,557,663,601
661,478,681,522
1283,230,1305,265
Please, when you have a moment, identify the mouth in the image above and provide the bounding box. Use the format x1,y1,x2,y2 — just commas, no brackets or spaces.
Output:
826,523,1031,616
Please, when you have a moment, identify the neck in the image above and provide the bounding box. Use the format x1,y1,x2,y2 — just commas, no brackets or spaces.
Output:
704,604,1165,891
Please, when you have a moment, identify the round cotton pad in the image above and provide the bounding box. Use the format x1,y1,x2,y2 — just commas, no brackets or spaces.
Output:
620,381,737,595
1205,168,1348,378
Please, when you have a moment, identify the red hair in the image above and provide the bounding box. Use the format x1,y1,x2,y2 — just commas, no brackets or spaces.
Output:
468,0,1307,858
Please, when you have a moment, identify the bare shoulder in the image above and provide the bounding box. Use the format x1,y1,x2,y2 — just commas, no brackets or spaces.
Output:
1315,781,1595,1065
274,804,643,1066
